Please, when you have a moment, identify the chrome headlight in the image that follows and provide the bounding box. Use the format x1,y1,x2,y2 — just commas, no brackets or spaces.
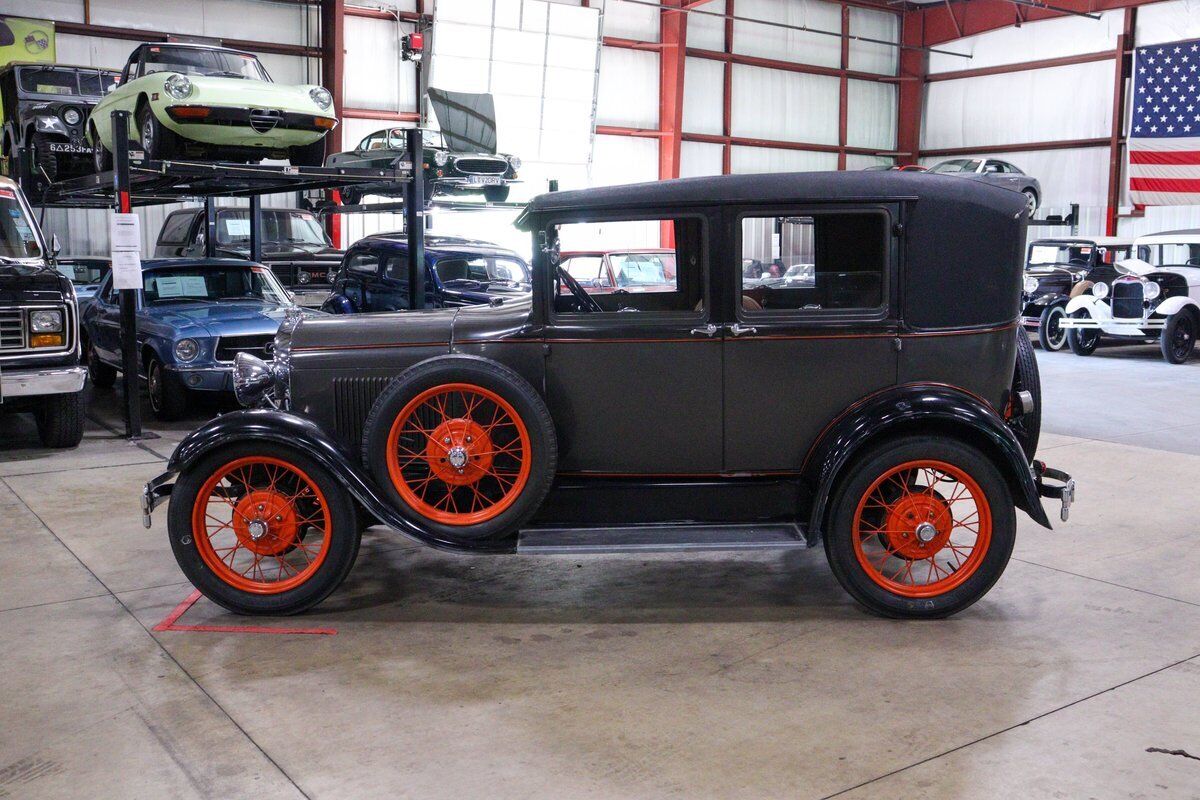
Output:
433,150,450,166
1023,276,1039,293
509,155,521,171
310,87,333,110
174,338,199,362
29,309,63,333
164,74,193,100
233,352,275,407
1144,281,1161,301
62,107,82,126
35,115,67,134
1092,282,1109,299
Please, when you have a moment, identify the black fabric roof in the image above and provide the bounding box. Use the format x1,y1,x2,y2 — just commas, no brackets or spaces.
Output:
519,171,1028,224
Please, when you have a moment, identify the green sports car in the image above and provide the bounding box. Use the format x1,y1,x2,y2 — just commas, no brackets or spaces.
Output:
87,42,337,168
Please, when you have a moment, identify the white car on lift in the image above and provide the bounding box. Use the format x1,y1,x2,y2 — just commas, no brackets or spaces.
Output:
1059,229,1200,364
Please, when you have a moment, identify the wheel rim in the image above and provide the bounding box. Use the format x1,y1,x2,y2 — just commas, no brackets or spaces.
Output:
386,383,531,526
1025,192,1037,216
1172,317,1194,360
141,115,154,153
1046,308,1066,349
191,456,332,593
852,460,992,598
148,362,162,412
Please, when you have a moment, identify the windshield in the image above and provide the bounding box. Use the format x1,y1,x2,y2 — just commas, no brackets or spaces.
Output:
929,159,980,174
57,261,108,284
142,47,270,81
1137,243,1200,268
216,210,330,247
609,252,675,286
0,187,42,259
142,265,290,304
18,66,81,96
1028,244,1095,267
435,256,529,283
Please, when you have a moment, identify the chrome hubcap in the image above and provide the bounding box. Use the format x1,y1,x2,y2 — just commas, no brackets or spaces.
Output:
915,521,938,544
447,446,468,469
247,519,268,541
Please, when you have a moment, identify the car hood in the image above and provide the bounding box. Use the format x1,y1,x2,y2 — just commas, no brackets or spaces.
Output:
1116,258,1200,285
0,260,69,302
143,301,304,337
428,87,497,154
181,75,332,115
218,243,343,261
292,305,458,351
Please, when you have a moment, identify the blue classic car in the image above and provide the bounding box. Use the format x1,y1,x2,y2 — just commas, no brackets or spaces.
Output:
322,233,531,314
81,258,309,419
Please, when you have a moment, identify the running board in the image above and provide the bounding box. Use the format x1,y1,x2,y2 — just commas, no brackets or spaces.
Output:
516,523,808,555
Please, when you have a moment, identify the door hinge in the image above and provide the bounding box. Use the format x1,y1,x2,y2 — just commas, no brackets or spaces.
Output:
893,337,903,352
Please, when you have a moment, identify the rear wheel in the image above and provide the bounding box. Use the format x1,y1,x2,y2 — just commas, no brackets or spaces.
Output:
30,133,57,183
1161,311,1197,364
35,392,84,448
1037,304,1067,351
167,442,362,614
1067,310,1100,356
1010,329,1041,461
824,435,1015,619
1022,189,1038,217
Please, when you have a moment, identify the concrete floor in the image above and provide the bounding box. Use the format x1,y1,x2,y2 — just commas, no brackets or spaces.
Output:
1,343,1199,799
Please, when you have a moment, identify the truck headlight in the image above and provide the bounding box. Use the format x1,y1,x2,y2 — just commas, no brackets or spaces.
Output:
62,107,82,126
29,309,63,333
164,74,193,100
1092,282,1109,299
310,87,333,110
1144,281,1161,301
174,338,199,362
1023,276,1039,293
35,115,67,134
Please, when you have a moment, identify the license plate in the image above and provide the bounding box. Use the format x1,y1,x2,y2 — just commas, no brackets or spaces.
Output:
466,176,502,186
49,143,92,154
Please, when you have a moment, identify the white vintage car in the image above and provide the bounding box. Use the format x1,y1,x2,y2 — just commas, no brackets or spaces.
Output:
1059,229,1200,364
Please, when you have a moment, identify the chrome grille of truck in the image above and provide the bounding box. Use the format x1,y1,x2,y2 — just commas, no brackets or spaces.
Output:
1111,279,1144,320
0,308,24,350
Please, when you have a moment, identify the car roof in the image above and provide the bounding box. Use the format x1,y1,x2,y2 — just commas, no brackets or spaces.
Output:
357,232,524,259
0,175,18,191
560,248,674,256
1133,229,1200,245
134,42,257,59
1,62,120,74
1031,236,1133,247
518,171,1024,223
140,257,262,270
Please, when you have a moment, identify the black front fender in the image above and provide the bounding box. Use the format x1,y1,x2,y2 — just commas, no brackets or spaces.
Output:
801,383,1051,538
162,409,512,553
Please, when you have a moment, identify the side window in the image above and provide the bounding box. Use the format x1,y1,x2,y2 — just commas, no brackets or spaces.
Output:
158,212,194,246
346,250,380,275
738,211,887,316
384,254,410,281
550,218,702,315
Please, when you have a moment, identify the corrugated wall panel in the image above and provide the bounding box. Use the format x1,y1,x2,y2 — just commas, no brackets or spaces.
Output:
596,47,659,129
680,141,724,177
682,56,724,136
686,0,727,51
86,0,312,47
928,12,1123,74
598,0,661,42
732,0,841,69
1138,0,1200,45
731,64,839,143
848,7,898,75
344,17,417,112
847,79,896,150
731,146,837,174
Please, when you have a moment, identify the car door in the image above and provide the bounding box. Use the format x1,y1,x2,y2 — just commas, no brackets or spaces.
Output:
542,212,724,474
90,276,124,364
722,205,900,472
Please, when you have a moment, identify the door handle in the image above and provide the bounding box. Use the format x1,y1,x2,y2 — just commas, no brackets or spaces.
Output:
690,323,719,337
727,323,757,337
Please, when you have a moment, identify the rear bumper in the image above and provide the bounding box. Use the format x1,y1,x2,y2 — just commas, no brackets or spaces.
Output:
142,470,174,529
1034,461,1076,522
0,366,86,398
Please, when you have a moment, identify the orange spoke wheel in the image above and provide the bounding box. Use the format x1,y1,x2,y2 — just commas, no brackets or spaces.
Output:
191,456,332,594
852,460,992,598
386,383,532,526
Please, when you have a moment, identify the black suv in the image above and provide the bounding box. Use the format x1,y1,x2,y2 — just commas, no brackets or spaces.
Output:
0,177,85,447
0,62,120,192
154,206,343,307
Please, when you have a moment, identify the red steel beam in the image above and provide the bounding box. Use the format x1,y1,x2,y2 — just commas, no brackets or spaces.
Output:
1107,8,1136,235
687,47,897,83
926,48,1116,82
723,0,734,174
896,13,926,164
343,107,421,122
659,0,688,245
54,21,322,58
921,136,1113,157
596,125,669,137
684,131,887,157
603,36,666,51
321,0,345,247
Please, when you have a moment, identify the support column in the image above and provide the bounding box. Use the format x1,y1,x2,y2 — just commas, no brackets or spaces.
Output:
722,0,733,174
1106,7,1135,236
321,0,345,247
896,12,926,166
838,4,849,170
659,1,687,246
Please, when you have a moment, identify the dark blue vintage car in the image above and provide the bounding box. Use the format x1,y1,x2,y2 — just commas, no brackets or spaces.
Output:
322,233,530,314
81,258,311,419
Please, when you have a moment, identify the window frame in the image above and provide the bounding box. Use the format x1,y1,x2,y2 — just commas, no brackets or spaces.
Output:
733,204,896,325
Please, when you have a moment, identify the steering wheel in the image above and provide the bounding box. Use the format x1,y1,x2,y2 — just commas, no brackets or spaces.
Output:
557,266,604,313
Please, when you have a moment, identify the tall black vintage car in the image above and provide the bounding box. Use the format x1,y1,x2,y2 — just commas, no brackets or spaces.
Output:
1020,236,1132,351
0,176,86,447
0,62,120,191
143,172,1075,619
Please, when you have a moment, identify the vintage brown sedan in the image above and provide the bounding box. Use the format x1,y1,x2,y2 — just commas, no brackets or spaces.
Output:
143,171,1075,619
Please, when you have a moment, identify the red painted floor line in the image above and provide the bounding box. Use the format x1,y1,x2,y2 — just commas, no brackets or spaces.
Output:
152,589,337,635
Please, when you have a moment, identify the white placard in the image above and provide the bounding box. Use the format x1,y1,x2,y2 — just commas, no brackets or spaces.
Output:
110,213,141,251
111,249,143,291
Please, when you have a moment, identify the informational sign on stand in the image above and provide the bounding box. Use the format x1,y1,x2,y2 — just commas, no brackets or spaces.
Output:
109,213,142,290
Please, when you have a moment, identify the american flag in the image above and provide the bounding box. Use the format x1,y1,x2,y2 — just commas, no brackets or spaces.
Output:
1129,39,1200,205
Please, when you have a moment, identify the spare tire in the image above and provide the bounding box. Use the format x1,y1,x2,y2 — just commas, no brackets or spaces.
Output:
1010,330,1042,462
362,356,557,544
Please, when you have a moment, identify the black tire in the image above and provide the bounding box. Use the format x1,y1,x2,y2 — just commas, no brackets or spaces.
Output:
483,184,510,203
167,441,362,615
30,132,57,184
361,355,557,544
91,125,111,173
1161,311,1198,364
35,391,85,448
137,103,177,161
146,356,189,420
1066,310,1100,356
290,137,327,167
824,435,1016,619
1022,189,1038,217
86,340,117,389
1037,304,1067,351
338,187,362,206
1010,329,1041,462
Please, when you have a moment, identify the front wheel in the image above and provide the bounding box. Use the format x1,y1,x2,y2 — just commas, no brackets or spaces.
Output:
1022,189,1039,217
86,340,117,389
167,442,362,614
824,435,1016,619
137,104,178,161
91,126,111,173
35,392,85,448
1067,311,1100,356
147,357,189,420
1037,304,1067,351
1161,312,1197,364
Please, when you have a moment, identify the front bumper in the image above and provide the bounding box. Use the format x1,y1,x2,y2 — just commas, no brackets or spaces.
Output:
1058,315,1161,337
1034,461,1076,522
167,364,233,392
164,105,334,147
143,470,174,529
0,366,86,399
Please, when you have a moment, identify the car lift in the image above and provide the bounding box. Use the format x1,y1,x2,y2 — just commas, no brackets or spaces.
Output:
35,111,424,440
1027,203,1081,236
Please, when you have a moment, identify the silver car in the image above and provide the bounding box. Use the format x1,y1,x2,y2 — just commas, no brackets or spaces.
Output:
927,158,1042,215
